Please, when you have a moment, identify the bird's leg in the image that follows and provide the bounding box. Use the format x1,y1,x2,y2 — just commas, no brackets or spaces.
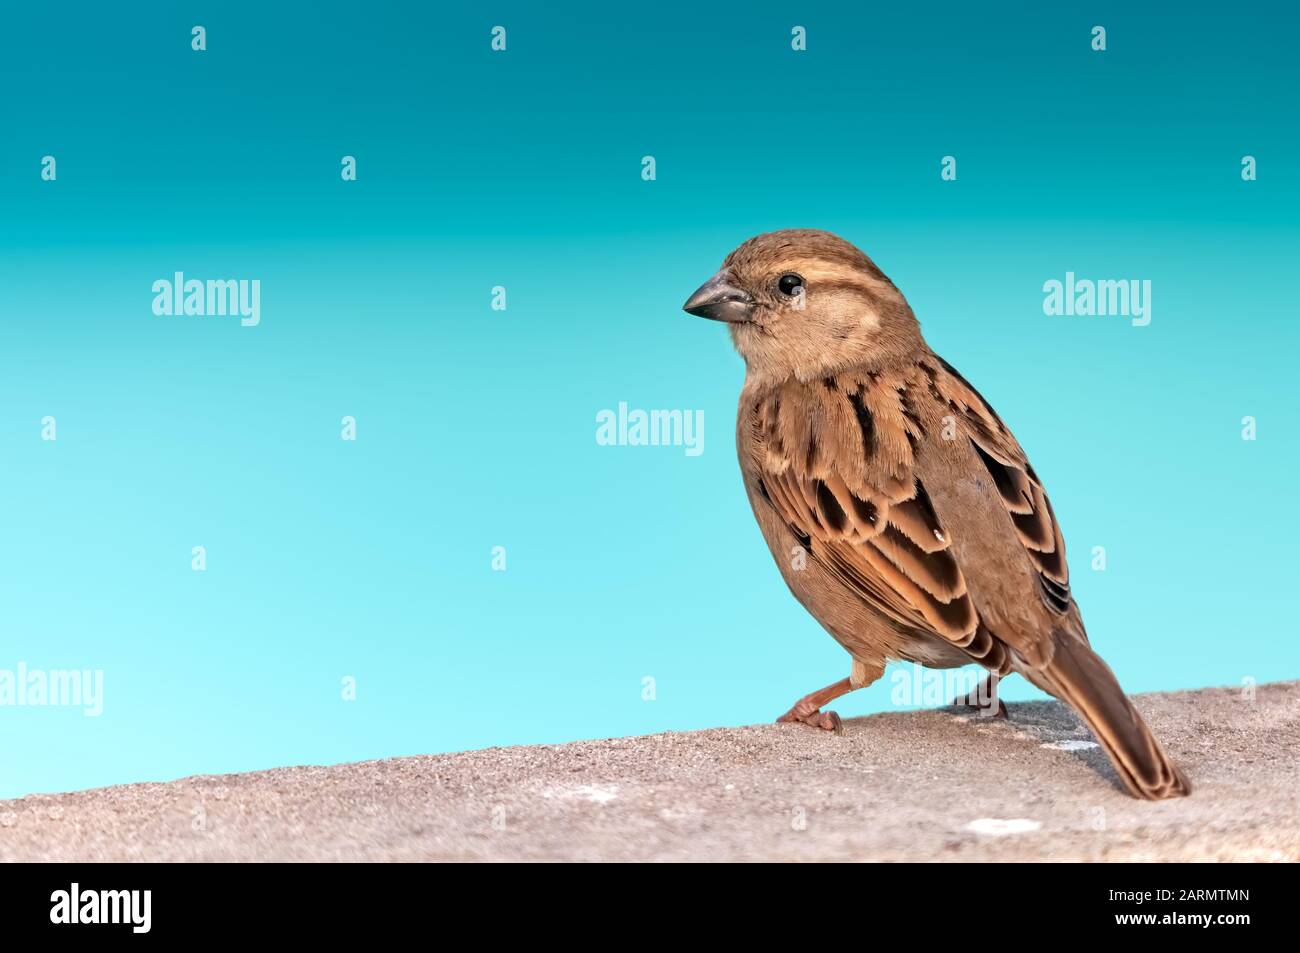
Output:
777,659,882,733
776,677,854,733
952,672,1008,718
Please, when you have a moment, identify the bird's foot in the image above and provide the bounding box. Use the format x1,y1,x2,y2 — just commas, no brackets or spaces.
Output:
775,677,855,734
951,675,1008,718
776,702,843,734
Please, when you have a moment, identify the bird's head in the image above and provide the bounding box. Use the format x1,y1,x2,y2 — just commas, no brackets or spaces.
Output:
683,229,924,381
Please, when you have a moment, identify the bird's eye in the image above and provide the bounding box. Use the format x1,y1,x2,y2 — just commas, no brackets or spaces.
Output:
777,273,804,297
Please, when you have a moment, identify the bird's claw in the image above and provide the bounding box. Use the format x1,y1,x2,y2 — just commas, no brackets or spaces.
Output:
951,692,1008,719
776,707,843,734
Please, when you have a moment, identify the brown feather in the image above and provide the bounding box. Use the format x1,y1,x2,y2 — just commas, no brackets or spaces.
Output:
1027,633,1191,799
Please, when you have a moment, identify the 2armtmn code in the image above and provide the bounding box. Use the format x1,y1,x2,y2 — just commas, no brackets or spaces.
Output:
1110,889,1249,904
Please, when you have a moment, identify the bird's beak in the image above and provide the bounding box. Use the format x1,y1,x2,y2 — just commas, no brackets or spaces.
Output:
683,270,754,323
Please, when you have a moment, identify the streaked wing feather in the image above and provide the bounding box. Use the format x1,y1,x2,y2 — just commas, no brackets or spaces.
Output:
927,356,1072,604
752,374,980,648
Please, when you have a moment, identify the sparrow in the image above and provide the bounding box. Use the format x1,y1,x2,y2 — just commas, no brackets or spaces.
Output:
683,229,1190,800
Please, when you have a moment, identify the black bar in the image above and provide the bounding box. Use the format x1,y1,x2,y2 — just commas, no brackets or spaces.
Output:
0,861,1280,939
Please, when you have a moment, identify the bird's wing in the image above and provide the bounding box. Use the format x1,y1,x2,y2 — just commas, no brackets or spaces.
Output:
749,370,995,664
922,356,1071,615
748,360,1069,670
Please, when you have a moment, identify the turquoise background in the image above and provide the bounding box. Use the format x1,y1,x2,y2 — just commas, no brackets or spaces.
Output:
1,3,1295,798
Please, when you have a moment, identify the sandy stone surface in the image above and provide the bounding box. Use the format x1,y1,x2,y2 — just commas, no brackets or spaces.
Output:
2,682,1296,862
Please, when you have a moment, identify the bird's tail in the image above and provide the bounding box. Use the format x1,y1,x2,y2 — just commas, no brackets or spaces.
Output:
1028,632,1190,800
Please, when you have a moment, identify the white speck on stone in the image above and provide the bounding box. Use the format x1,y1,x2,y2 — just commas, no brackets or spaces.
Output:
725,783,734,790
543,784,618,804
659,807,697,821
1041,740,1099,751
0,812,16,828
966,817,1041,836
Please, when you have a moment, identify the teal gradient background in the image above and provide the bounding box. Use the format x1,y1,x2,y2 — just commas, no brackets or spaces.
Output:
1,3,1296,798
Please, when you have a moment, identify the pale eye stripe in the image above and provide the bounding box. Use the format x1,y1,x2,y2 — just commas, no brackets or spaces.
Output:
779,264,888,294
